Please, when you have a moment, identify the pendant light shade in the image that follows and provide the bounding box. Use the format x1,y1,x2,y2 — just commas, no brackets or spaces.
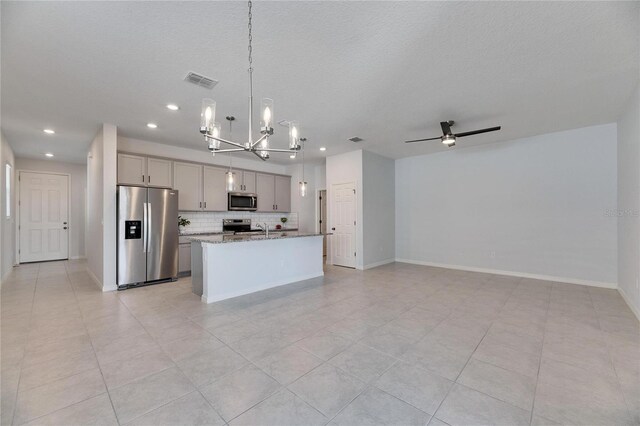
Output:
261,98,274,130
226,171,235,192
289,121,300,150
299,181,307,197
200,99,216,134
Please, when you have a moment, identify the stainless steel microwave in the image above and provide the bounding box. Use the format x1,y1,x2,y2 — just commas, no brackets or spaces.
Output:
228,192,257,211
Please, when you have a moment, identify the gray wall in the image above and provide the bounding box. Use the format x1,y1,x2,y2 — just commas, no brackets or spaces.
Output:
1,131,16,281
15,158,86,259
363,150,395,267
395,123,618,286
617,83,640,316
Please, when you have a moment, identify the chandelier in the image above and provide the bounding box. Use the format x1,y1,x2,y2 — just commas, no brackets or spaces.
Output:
199,1,301,161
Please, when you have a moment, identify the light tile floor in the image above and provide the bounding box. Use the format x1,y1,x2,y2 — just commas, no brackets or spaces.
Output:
1,260,638,425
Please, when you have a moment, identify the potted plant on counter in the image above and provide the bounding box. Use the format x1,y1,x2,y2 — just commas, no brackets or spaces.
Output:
178,216,191,233
278,217,287,230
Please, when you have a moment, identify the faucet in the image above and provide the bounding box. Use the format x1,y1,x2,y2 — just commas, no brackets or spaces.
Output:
255,222,269,237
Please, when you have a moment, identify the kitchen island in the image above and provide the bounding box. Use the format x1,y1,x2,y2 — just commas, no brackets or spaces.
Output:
188,232,324,303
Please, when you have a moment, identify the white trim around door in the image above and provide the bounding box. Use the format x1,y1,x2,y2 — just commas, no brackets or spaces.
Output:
17,170,71,263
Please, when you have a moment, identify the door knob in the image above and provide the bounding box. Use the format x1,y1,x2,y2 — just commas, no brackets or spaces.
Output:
331,227,336,231
63,222,67,225
63,227,68,230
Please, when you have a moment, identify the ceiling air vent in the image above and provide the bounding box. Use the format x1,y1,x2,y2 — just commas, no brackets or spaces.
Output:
184,72,218,90
348,136,363,143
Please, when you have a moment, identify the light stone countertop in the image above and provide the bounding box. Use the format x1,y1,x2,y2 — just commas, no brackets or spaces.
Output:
179,228,299,237
186,231,323,244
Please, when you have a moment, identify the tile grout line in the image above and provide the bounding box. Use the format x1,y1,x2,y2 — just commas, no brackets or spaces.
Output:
430,277,527,422
526,281,551,426
9,264,40,426
65,261,124,426
586,288,635,424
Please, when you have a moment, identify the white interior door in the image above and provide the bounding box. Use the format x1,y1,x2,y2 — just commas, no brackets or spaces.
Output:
331,182,356,268
19,172,69,262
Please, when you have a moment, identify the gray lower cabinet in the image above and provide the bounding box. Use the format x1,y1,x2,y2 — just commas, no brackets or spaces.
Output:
178,242,191,275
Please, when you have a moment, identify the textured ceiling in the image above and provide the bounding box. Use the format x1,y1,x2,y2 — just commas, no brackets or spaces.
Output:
1,1,638,164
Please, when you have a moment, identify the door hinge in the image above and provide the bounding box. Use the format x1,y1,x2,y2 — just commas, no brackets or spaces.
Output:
353,189,356,194
354,220,356,225
354,252,356,257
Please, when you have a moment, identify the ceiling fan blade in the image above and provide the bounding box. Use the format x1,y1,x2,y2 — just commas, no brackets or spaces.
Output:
454,126,501,138
440,121,452,136
404,136,442,143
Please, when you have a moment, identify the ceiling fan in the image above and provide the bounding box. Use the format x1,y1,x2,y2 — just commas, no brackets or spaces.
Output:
405,120,501,147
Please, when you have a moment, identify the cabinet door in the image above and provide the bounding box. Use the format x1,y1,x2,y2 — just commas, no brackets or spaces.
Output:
274,175,291,212
242,171,256,193
173,162,202,211
118,154,146,186
203,166,227,211
256,173,275,212
179,244,191,273
147,158,173,188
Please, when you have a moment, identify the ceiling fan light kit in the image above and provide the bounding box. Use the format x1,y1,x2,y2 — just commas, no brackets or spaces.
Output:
198,1,303,162
405,120,501,148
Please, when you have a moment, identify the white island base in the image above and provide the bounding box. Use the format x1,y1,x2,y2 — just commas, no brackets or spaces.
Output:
191,234,324,303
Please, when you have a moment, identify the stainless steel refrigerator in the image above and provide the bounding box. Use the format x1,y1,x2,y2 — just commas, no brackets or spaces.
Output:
117,186,179,289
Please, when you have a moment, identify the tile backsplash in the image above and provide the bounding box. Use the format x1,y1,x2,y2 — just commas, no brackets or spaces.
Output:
179,211,298,234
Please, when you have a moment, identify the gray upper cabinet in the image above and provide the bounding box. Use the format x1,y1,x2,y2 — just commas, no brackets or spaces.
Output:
173,162,202,211
117,153,146,186
146,157,172,188
241,171,256,193
203,166,227,211
274,175,291,212
118,154,172,188
120,152,291,213
256,173,276,212
256,173,291,212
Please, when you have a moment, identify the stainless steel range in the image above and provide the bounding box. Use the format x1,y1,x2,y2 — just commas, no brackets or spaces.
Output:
222,219,264,235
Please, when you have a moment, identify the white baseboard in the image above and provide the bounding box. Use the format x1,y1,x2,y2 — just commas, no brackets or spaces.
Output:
363,258,396,270
618,286,640,321
202,271,324,304
395,258,617,289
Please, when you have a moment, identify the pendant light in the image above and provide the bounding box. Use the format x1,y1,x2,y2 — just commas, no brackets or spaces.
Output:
198,1,302,161
225,116,236,192
299,137,307,197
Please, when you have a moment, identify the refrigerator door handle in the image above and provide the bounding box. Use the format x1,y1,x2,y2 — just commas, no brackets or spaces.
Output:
147,202,152,253
142,202,148,253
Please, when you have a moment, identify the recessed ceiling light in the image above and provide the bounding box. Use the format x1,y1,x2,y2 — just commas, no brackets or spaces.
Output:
45,153,54,157
319,147,326,151
166,104,179,111
43,129,55,134
147,123,158,129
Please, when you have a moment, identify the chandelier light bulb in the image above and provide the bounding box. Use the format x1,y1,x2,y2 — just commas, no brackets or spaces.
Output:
200,98,216,133
289,121,300,150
